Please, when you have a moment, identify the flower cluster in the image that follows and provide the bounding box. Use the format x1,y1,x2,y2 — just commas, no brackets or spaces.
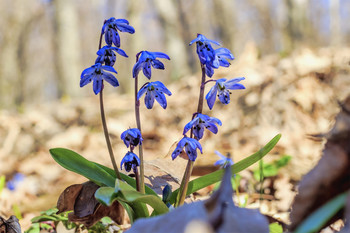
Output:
80,17,134,95
120,128,143,172
171,34,245,163
206,77,245,109
189,34,234,77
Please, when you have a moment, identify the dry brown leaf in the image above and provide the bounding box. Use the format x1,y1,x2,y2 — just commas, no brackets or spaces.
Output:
57,181,124,228
289,95,350,231
0,216,21,233
126,164,269,233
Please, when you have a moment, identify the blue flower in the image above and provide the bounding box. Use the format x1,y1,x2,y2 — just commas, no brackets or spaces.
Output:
183,114,222,140
132,51,170,79
80,63,119,95
211,48,235,69
190,34,235,77
95,45,128,66
121,128,143,148
6,173,25,191
206,77,245,109
137,81,172,109
214,151,234,168
120,152,140,172
102,17,135,47
171,137,203,161
189,34,219,64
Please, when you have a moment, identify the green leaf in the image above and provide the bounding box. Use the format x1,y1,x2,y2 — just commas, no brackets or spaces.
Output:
253,155,291,181
31,215,58,223
269,222,283,233
0,175,5,194
50,148,116,187
295,192,348,233
169,134,281,204
92,162,158,196
95,180,168,219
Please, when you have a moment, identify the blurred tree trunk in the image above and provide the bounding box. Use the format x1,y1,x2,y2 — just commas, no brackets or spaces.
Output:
282,0,311,52
53,0,81,99
151,0,190,79
212,0,235,51
175,0,196,73
0,0,24,108
330,0,341,46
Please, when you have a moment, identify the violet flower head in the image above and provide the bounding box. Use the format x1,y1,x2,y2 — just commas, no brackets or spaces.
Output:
171,137,203,161
137,81,172,109
120,152,140,172
102,17,135,47
211,48,235,69
214,151,234,168
6,173,25,191
206,77,245,110
189,34,219,65
95,45,128,67
183,114,222,140
80,63,119,95
132,51,170,79
121,128,143,148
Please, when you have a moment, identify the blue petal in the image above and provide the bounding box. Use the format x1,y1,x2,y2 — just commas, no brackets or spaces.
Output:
81,66,95,79
204,122,218,134
205,65,215,77
205,86,218,110
171,143,184,160
132,61,143,78
114,18,129,24
121,130,127,140
112,31,121,47
144,90,155,109
116,23,135,34
183,118,197,135
227,83,245,90
152,52,170,60
102,65,118,74
80,75,92,87
219,59,231,67
137,84,148,100
218,90,230,104
142,61,152,79
210,117,222,126
193,125,205,139
103,72,119,87
105,29,113,46
151,59,165,69
215,47,234,60
93,78,103,95
153,81,172,95
115,48,128,57
154,91,167,109
224,77,245,87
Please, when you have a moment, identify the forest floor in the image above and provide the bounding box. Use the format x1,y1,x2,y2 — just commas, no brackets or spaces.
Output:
0,45,350,232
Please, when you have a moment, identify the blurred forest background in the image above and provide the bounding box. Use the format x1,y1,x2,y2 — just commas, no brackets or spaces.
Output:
0,0,349,109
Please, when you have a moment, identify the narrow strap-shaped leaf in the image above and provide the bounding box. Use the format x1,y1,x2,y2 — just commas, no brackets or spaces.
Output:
93,162,158,196
295,192,348,233
169,134,281,204
50,148,115,187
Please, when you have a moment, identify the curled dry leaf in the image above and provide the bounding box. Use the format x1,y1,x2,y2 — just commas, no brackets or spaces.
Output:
126,164,269,233
57,181,124,228
339,193,350,233
289,95,350,231
0,216,21,233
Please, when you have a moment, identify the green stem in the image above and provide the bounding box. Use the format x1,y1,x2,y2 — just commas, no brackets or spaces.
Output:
135,74,145,194
99,90,122,180
176,63,206,206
